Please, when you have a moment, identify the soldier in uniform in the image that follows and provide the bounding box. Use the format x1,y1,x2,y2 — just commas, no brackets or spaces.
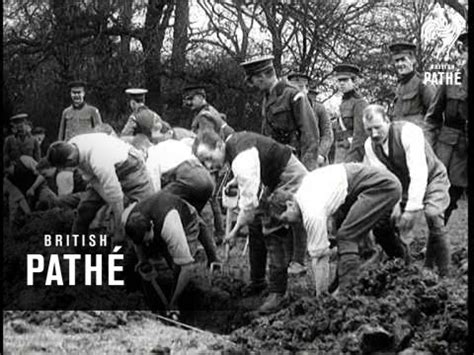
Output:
182,84,235,139
58,81,102,141
241,56,320,170
332,64,368,163
287,72,334,167
240,57,318,279
389,42,436,127
121,88,172,141
4,113,41,165
285,72,334,275
424,32,468,224
182,84,234,242
32,126,50,157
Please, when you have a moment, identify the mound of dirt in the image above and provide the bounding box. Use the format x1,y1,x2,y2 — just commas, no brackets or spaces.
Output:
230,260,467,354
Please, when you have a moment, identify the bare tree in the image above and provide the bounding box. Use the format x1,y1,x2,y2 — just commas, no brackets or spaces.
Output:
171,0,189,75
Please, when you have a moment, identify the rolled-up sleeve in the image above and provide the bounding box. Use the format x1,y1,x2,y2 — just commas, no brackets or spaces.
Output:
89,154,124,204
232,148,260,213
161,209,194,265
401,125,428,211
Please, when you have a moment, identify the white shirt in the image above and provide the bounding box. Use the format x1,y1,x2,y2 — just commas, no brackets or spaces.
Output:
295,164,348,258
69,133,132,204
231,148,261,217
145,139,198,192
363,122,427,211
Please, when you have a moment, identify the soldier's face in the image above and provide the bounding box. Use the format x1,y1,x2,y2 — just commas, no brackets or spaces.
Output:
12,121,26,134
195,143,225,171
336,76,355,93
289,78,308,92
364,114,390,145
70,87,85,106
250,73,273,92
392,54,415,75
33,133,45,144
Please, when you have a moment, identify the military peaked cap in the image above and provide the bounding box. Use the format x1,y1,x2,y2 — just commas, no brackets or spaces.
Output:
332,64,361,77
182,84,207,97
10,113,28,122
240,55,275,79
287,72,311,82
68,80,87,89
388,42,417,55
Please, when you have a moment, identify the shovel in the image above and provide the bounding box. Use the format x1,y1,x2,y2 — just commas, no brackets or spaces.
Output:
209,185,239,279
137,262,180,321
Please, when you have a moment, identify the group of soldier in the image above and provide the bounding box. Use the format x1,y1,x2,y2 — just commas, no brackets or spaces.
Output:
3,31,467,317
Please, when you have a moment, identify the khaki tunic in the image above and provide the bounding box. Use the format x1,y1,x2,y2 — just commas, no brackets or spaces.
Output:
58,103,102,141
424,66,467,187
310,100,334,161
261,78,320,170
391,72,436,127
335,90,368,163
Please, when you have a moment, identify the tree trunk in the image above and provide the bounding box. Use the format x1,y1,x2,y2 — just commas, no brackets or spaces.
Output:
171,0,189,76
141,0,175,112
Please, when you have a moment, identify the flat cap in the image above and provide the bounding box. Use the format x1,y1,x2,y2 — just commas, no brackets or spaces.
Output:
332,64,361,77
10,113,28,122
457,32,468,45
240,55,274,79
287,72,311,82
182,84,206,97
388,42,417,55
125,88,148,96
68,80,87,88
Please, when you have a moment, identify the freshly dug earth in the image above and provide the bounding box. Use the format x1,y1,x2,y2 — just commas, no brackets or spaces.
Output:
3,200,468,354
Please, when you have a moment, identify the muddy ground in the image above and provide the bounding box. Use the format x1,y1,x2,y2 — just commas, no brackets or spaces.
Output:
3,199,468,354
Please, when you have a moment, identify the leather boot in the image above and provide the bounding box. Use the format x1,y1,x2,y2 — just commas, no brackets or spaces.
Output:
257,292,288,315
424,235,436,269
312,255,330,297
242,280,267,297
338,253,361,291
429,231,450,277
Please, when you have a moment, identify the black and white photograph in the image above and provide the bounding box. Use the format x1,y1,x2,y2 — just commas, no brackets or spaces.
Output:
3,0,470,353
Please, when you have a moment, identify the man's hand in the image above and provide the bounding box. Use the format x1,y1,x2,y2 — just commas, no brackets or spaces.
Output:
301,153,318,171
111,226,126,248
390,203,402,224
317,155,326,167
398,210,423,233
26,188,35,198
224,227,238,246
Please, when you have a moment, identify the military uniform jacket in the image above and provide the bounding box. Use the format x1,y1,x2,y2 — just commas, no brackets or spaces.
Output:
121,105,172,137
58,102,102,141
3,133,41,165
338,90,368,163
392,72,436,126
310,99,334,159
424,65,467,187
261,78,319,170
191,103,234,139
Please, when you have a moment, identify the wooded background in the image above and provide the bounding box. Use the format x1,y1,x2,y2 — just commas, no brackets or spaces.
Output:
3,0,468,139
